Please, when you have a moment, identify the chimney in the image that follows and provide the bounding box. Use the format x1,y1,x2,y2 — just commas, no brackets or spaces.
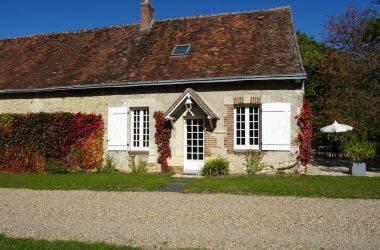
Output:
140,0,154,30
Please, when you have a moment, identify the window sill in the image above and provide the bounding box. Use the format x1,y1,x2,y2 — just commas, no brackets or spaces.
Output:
108,146,128,151
232,149,261,155
233,146,260,151
128,150,149,155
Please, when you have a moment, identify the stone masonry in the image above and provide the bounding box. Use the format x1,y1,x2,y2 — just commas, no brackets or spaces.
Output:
0,81,304,173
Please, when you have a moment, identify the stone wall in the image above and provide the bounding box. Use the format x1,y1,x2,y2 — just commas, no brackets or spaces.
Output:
0,81,304,173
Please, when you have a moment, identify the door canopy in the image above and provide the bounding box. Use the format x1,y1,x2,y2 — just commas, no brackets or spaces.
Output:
164,88,218,121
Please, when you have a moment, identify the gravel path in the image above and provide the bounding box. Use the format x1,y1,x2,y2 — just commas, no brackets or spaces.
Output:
0,189,379,250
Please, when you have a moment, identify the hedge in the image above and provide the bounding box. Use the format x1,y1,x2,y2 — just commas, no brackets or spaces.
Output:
0,112,104,173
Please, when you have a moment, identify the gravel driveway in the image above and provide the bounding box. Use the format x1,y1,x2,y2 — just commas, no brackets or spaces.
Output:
0,189,379,249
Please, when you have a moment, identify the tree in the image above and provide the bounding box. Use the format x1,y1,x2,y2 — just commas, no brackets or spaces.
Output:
297,32,324,98
298,6,379,146
314,6,380,143
297,32,324,70
364,16,380,44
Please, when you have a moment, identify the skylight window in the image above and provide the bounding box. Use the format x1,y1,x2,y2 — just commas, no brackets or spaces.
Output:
171,44,191,56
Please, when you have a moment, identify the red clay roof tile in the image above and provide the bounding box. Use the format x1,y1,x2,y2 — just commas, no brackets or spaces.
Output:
0,6,305,91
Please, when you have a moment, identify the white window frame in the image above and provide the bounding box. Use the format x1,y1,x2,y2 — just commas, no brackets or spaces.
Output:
131,108,149,151
233,106,260,150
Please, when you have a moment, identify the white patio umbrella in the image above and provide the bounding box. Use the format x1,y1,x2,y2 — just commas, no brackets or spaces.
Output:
320,120,353,133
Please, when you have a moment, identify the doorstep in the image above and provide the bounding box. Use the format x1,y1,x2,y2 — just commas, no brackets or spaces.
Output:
173,171,202,178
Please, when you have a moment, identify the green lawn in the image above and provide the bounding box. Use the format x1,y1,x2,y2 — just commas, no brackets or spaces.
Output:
0,234,141,250
0,173,172,191
183,175,380,199
0,234,204,250
1,173,379,199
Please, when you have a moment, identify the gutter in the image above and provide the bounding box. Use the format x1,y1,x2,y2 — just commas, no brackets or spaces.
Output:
0,74,307,94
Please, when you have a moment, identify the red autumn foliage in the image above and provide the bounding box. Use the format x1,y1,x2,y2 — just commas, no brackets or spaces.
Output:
297,99,313,168
153,111,172,173
0,112,104,173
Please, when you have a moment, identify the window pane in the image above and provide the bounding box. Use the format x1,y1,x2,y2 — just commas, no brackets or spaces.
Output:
143,110,149,147
236,106,260,147
235,107,246,146
133,109,149,149
251,107,259,146
133,110,140,147
172,45,191,55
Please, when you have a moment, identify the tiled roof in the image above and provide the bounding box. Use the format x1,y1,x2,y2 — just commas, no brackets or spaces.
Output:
0,6,305,92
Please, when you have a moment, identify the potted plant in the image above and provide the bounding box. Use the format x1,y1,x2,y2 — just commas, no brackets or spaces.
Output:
341,135,376,176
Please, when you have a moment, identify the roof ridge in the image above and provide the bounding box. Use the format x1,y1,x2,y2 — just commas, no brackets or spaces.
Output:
0,6,290,42
0,23,139,42
156,6,290,23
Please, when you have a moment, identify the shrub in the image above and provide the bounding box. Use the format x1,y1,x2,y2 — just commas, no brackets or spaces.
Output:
341,134,376,162
245,150,265,175
201,157,230,177
129,154,148,173
136,160,148,173
96,154,118,173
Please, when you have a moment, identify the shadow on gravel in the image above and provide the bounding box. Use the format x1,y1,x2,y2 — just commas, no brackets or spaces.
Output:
312,157,380,173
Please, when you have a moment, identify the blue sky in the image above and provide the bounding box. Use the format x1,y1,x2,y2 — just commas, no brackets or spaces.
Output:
1,0,378,41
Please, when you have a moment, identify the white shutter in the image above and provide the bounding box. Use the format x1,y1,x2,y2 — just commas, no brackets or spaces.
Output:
261,103,291,151
108,107,128,151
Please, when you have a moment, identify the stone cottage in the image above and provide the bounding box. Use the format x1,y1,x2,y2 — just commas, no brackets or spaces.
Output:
0,1,306,173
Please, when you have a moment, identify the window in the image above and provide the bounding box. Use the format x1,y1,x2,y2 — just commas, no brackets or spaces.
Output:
234,106,260,150
171,44,191,56
132,109,149,150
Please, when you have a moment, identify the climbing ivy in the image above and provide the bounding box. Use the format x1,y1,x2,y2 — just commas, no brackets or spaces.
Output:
297,99,313,171
0,112,104,173
153,111,171,173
